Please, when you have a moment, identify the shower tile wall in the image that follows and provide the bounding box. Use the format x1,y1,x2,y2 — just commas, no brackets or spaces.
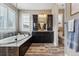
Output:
0,32,31,40
0,32,17,40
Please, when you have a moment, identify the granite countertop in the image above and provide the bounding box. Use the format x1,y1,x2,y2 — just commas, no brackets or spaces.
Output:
33,31,54,32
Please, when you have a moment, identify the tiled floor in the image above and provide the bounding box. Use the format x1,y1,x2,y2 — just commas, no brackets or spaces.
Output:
25,43,64,56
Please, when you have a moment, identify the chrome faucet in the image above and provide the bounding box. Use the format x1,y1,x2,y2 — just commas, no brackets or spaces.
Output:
15,38,17,41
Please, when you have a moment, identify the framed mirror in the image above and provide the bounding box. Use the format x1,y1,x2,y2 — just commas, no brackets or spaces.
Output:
70,3,79,16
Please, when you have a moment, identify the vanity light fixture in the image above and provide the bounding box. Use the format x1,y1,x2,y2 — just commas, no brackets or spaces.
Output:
38,14,47,17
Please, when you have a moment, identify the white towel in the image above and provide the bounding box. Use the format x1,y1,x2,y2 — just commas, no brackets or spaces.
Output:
68,19,75,32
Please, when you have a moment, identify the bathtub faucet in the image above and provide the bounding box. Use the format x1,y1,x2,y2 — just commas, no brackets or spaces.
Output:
15,38,17,41
23,34,25,36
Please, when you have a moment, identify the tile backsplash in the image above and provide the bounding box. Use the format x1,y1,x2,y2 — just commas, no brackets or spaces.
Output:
0,32,31,40
0,32,17,40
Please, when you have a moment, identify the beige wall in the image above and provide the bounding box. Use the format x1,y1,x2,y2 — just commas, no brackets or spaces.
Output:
65,3,79,56
66,3,79,21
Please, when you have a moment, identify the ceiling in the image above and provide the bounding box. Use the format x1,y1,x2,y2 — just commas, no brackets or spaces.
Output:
12,3,65,10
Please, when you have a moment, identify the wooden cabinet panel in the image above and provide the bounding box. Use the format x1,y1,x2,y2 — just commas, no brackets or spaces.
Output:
8,47,19,56
19,38,32,56
0,47,6,56
47,15,53,31
33,15,38,31
0,38,32,56
31,32,54,43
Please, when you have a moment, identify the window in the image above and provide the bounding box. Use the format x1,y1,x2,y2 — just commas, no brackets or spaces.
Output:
21,13,31,32
0,5,7,31
7,8,16,31
0,5,16,32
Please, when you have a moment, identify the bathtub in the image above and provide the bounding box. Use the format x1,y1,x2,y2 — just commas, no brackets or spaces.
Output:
0,34,31,45
0,34,32,56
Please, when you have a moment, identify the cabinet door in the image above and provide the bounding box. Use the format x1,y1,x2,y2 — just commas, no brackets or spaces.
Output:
47,15,53,31
19,39,31,56
33,15,38,23
33,15,38,31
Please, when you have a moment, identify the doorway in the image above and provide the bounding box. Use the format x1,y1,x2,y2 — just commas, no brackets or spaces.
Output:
58,9,64,46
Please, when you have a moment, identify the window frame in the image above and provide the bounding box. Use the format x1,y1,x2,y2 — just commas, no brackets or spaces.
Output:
0,4,16,33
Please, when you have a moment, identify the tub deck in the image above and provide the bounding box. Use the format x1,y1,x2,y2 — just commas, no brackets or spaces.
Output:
0,35,32,56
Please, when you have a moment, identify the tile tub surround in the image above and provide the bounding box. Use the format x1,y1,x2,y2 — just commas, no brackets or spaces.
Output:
0,32,17,40
0,35,32,56
0,34,32,47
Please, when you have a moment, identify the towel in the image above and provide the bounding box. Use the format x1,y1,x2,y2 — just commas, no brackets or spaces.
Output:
69,32,74,49
67,19,75,49
68,19,79,51
68,19,75,32
68,32,74,49
73,19,79,52
76,25,79,52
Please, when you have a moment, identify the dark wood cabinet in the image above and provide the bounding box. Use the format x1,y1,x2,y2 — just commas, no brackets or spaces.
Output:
33,15,38,31
31,32,54,43
19,38,31,56
32,14,54,43
47,15,53,31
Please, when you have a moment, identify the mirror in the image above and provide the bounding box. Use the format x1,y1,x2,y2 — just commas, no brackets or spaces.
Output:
38,14,47,31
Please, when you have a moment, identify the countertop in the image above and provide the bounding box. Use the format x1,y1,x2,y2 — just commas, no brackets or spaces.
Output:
33,31,54,32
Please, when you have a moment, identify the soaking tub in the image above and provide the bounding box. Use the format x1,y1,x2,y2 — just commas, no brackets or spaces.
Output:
0,34,29,45
0,34,32,56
